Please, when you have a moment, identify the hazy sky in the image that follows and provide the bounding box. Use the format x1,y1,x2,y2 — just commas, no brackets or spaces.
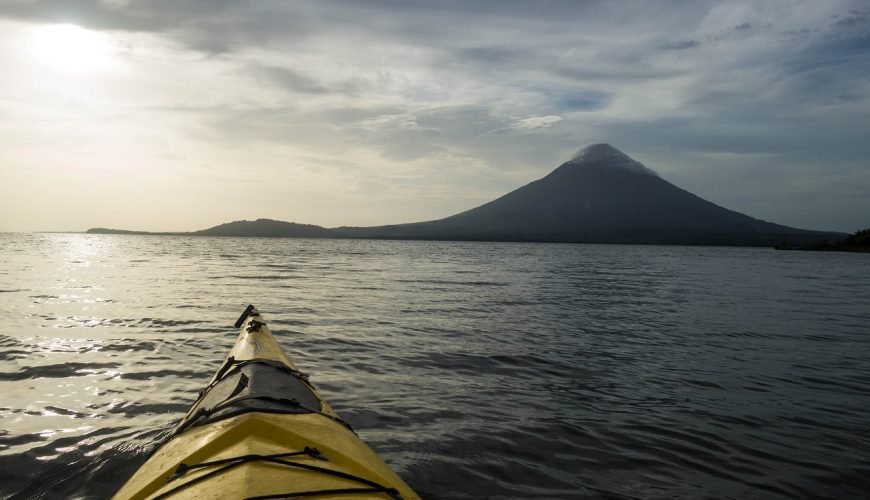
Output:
1,1,868,233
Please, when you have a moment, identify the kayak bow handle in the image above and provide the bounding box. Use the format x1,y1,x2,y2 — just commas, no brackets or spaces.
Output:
234,304,256,329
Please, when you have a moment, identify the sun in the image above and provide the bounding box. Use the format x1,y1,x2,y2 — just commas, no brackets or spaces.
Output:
29,24,114,74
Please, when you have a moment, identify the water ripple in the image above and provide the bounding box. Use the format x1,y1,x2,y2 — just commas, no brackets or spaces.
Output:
0,234,868,499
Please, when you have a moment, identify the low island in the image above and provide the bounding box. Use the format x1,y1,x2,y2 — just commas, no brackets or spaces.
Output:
776,229,870,253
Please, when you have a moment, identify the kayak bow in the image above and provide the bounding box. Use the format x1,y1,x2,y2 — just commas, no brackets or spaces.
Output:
114,305,420,499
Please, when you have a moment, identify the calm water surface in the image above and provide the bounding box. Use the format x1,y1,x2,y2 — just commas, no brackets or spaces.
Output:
0,233,868,499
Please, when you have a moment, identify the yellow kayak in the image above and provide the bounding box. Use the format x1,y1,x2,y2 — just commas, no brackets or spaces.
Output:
114,305,420,499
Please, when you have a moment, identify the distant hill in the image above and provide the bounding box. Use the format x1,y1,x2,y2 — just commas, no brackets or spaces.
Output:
87,219,334,238
87,228,156,235
193,219,335,238
336,144,844,246
87,144,847,246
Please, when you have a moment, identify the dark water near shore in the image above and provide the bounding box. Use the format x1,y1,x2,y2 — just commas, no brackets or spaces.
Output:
1,233,869,499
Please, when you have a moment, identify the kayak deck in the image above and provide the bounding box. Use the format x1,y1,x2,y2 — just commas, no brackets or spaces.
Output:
113,305,419,499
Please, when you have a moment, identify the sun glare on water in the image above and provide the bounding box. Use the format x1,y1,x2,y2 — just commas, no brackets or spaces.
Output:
29,24,115,74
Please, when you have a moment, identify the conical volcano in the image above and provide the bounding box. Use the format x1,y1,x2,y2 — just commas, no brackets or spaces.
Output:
339,144,840,245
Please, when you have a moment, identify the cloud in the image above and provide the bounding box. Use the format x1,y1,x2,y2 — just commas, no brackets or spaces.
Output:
512,115,563,130
832,9,870,28
1,0,869,232
662,40,701,50
250,64,368,96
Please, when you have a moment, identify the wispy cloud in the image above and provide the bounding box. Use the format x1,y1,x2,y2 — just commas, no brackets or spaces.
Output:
662,40,701,50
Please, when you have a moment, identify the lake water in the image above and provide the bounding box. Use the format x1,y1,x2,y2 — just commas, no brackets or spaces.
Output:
0,233,868,499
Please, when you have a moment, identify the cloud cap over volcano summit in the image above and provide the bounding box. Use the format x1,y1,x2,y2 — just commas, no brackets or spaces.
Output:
567,143,660,177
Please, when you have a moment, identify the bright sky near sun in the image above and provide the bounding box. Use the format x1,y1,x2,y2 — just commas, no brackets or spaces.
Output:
0,1,868,233
29,24,114,73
